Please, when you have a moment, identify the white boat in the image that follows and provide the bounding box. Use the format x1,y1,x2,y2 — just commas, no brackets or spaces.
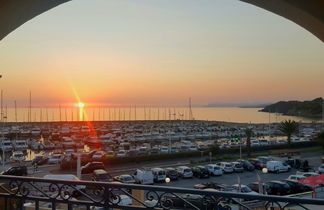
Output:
1,140,13,151
13,140,28,150
43,141,55,150
81,126,90,133
62,137,75,148
11,151,26,162
30,140,44,150
31,128,41,136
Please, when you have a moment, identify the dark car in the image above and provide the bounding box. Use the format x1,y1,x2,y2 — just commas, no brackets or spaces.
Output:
1,166,28,176
165,167,179,180
192,166,210,178
247,182,267,193
265,181,292,195
284,159,302,169
238,160,255,171
162,194,216,210
282,180,313,194
81,162,105,174
194,182,228,190
92,169,113,182
126,150,138,157
32,155,49,165
248,159,266,170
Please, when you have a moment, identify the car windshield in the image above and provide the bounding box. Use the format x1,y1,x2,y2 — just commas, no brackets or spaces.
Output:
98,174,110,180
225,164,231,167
169,170,177,175
122,176,132,181
184,169,191,173
158,171,165,175
241,187,252,193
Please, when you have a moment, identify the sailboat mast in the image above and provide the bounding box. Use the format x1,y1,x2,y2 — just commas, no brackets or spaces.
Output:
14,100,17,122
0,90,3,122
59,104,62,122
29,91,32,123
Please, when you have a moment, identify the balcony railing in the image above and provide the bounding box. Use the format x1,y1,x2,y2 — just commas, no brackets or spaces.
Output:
0,175,324,210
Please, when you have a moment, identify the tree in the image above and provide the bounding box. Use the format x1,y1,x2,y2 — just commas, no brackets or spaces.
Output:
278,120,299,146
245,128,254,156
317,131,324,149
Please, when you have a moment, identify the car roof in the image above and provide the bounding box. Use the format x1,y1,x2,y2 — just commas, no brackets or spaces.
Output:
44,174,79,180
268,180,286,184
94,169,108,175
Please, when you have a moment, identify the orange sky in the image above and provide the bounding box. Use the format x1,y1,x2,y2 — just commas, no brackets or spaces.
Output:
0,0,323,107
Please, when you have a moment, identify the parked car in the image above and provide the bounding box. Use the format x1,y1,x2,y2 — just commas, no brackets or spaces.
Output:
287,175,306,181
133,169,154,184
162,194,216,209
92,151,106,160
282,180,313,194
32,155,48,165
284,158,302,169
265,181,292,195
106,151,115,158
165,167,179,180
318,164,324,174
116,150,126,157
48,154,63,164
205,164,223,176
126,149,138,157
176,166,193,178
237,160,255,171
1,166,27,176
81,162,105,174
248,159,266,170
231,162,244,173
192,166,210,178
194,182,228,190
113,174,136,184
258,156,274,164
266,161,290,173
230,184,258,195
247,182,267,193
92,169,113,182
217,162,234,173
296,172,319,177
151,168,167,183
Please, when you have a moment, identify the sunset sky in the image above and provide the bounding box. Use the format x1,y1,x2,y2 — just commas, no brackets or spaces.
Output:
0,0,323,107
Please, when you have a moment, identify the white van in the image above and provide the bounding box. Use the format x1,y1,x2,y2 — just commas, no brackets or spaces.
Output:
151,168,166,183
133,169,154,185
266,161,290,173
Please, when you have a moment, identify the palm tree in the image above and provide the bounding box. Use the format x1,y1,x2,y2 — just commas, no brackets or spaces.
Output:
245,128,253,156
278,120,299,145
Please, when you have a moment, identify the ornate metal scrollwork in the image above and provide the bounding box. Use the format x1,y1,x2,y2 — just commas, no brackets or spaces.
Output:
0,175,323,209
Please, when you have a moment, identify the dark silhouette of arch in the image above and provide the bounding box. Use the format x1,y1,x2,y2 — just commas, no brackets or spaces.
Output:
0,0,323,42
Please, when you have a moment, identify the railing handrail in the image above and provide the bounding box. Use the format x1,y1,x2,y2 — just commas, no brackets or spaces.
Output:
1,175,324,205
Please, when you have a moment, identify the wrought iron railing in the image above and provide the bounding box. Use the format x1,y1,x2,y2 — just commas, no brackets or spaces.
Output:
0,175,324,210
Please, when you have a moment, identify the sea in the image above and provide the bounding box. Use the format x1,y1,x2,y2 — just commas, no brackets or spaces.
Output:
2,107,322,124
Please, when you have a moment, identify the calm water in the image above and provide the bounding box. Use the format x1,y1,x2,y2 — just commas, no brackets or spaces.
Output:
2,107,321,124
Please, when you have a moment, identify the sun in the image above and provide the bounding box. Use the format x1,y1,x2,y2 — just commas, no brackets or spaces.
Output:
77,102,85,108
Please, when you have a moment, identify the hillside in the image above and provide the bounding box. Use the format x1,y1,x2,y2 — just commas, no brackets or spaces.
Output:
260,97,323,118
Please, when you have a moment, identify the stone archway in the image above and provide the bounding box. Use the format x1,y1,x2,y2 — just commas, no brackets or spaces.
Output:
0,0,324,42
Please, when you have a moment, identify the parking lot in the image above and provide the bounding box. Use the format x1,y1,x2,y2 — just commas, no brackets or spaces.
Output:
156,152,323,189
